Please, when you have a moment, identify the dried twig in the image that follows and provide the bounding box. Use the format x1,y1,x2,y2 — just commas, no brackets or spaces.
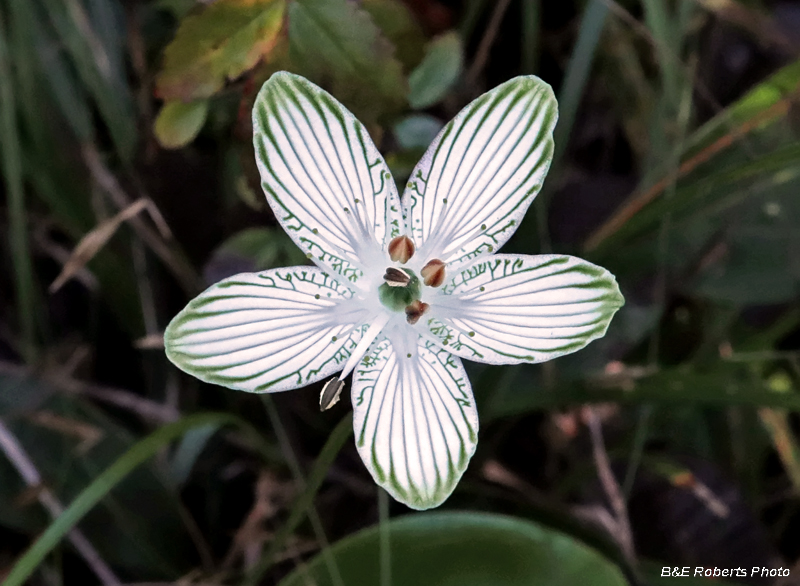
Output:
0,360,180,424
465,0,514,88
582,407,636,562
50,198,151,293
81,143,202,295
0,419,121,585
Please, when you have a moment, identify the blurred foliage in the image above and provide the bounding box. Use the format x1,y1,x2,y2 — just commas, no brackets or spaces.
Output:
2,0,800,584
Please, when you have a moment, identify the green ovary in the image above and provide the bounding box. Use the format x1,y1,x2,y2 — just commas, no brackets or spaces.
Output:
379,270,421,312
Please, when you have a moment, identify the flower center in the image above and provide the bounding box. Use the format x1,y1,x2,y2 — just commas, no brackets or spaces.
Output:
379,267,421,312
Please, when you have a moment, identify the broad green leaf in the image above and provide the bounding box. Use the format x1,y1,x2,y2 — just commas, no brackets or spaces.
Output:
203,226,309,284
361,0,426,70
393,114,444,150
165,267,369,392
155,0,285,101
287,0,407,122
408,31,463,109
352,332,478,510
154,99,209,149
427,254,624,365
252,72,404,285
402,76,558,272
278,512,628,586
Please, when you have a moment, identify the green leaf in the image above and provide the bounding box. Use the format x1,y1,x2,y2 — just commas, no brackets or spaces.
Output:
361,0,426,70
393,114,443,150
287,0,407,122
203,227,309,284
156,0,286,101
154,99,209,148
408,31,463,109
277,512,628,586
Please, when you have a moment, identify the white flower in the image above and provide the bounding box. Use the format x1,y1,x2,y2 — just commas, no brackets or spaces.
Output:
164,72,624,510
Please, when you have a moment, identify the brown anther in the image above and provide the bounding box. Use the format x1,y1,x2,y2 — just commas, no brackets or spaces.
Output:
421,259,445,287
405,300,430,325
388,235,415,264
384,267,411,287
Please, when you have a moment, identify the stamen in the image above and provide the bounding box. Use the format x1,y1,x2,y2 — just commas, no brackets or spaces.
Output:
337,313,392,381
388,235,415,264
421,259,446,288
319,378,345,411
384,267,411,287
405,300,430,325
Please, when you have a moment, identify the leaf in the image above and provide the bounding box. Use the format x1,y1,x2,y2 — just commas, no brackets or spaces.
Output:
361,0,426,70
287,0,407,122
586,58,800,254
408,31,463,109
277,512,628,586
155,0,286,101
0,391,199,579
154,99,209,149
203,226,309,284
393,114,443,150
40,0,137,161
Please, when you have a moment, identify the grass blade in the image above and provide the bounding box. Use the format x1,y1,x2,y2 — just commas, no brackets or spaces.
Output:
1,412,269,586
552,0,609,168
246,408,354,585
0,13,38,363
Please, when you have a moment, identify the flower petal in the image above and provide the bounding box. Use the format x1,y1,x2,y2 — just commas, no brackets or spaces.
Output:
351,328,478,510
402,76,557,270
253,72,404,287
165,267,368,392
425,254,624,364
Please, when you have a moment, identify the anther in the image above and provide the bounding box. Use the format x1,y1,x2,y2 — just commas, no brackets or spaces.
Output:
384,267,411,287
319,378,345,411
388,235,415,264
405,300,430,325
421,259,445,288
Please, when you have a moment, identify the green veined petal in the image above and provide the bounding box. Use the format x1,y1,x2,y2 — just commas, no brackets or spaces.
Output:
351,330,478,510
402,76,557,271
165,267,368,392
253,72,404,286
426,254,624,365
